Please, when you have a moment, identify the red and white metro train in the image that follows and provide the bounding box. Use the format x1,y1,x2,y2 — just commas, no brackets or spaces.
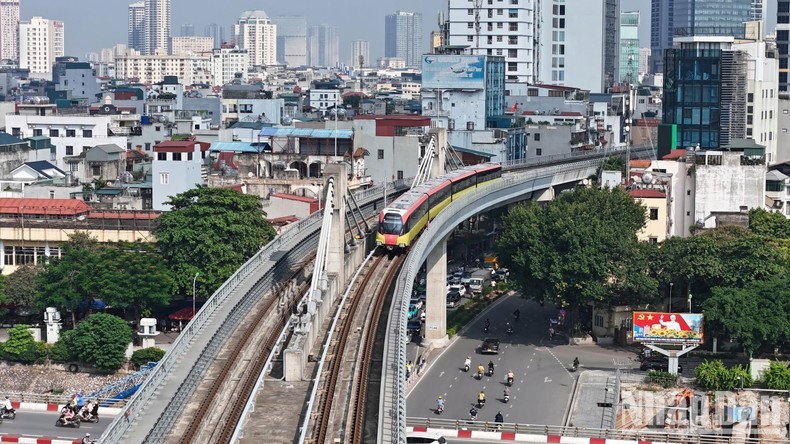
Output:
376,164,502,249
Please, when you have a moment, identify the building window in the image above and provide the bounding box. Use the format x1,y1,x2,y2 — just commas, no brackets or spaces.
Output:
160,173,170,185
378,149,385,159
157,152,166,161
747,93,753,102
65,146,73,155
468,8,474,14
66,129,75,137
649,237,658,244
145,143,151,151
467,36,474,42
649,208,659,220
508,49,517,58
49,129,58,137
155,126,161,131
69,163,78,173
49,190,55,199
536,148,542,156
173,153,182,161
534,133,540,141
594,314,604,328
83,129,93,138
11,127,20,137
33,129,42,137
92,166,101,176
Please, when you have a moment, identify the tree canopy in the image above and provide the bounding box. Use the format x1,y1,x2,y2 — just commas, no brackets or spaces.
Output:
60,313,132,372
154,186,276,298
497,186,654,312
749,208,790,238
4,265,42,311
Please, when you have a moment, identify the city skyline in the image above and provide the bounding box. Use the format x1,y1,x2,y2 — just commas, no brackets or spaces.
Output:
19,0,669,64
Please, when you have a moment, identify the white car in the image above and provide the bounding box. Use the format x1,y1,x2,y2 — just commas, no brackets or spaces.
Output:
448,284,466,298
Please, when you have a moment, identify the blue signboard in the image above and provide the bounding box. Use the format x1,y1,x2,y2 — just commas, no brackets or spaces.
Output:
422,55,486,89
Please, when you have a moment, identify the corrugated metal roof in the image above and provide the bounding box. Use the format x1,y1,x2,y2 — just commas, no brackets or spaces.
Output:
259,128,353,139
451,145,495,158
209,141,268,153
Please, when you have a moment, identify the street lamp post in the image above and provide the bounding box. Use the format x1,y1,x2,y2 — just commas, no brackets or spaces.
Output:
192,272,200,320
669,282,674,312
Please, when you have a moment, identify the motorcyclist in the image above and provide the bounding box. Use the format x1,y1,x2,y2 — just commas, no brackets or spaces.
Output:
495,411,504,429
436,396,445,411
469,406,478,420
478,390,486,406
506,322,513,334
573,357,580,370
513,309,520,321
464,356,472,370
2,396,12,414
81,433,92,444
477,363,485,377
506,370,515,384
488,360,494,375
484,318,490,330
503,387,510,399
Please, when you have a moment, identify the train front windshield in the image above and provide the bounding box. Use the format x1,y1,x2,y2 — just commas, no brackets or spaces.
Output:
380,213,404,235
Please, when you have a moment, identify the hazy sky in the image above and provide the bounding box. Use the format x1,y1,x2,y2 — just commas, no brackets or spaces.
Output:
21,0,774,62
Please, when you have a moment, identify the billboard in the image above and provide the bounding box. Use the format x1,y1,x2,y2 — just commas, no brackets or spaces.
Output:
422,55,486,89
632,312,704,344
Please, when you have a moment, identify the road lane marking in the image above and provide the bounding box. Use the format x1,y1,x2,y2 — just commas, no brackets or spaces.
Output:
537,346,576,380
439,371,445,377
544,377,552,383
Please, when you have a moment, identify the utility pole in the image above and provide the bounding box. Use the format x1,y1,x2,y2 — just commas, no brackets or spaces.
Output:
473,0,482,55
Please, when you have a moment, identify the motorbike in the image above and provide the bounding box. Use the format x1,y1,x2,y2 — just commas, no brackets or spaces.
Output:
506,326,514,335
503,392,510,403
55,412,81,428
463,362,470,372
506,376,514,387
570,361,579,372
436,403,444,414
80,412,99,423
1,407,15,420
484,324,490,333
477,369,483,380
488,365,494,377
477,397,486,408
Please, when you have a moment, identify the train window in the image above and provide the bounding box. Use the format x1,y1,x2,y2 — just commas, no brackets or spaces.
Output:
380,213,404,235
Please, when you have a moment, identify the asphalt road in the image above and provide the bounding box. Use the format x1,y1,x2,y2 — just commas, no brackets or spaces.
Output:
407,294,636,426
0,410,110,441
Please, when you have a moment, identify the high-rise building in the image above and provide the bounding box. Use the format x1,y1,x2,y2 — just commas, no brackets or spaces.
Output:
384,11,423,68
778,0,790,91
211,47,249,86
351,40,370,68
620,11,640,85
234,10,276,67
750,0,764,21
204,23,225,48
651,0,752,74
171,36,213,55
273,16,307,67
0,0,19,61
180,23,194,37
308,24,338,67
447,0,535,83
128,2,145,53
143,0,170,55
536,0,619,92
19,17,65,78
638,47,651,77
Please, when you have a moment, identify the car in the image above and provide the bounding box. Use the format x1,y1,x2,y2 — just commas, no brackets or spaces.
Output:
448,284,466,297
446,290,461,308
480,337,500,354
406,430,447,444
407,320,422,336
640,356,683,373
409,296,423,310
408,304,419,319
447,274,461,285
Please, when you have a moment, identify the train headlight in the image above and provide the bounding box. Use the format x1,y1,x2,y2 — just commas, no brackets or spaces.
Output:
399,243,406,248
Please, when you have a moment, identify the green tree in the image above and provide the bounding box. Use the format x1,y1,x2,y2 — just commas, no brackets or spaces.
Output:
0,324,45,364
702,276,790,356
62,313,132,372
761,361,790,390
155,186,276,297
497,187,650,328
749,208,790,238
36,232,104,327
4,265,42,312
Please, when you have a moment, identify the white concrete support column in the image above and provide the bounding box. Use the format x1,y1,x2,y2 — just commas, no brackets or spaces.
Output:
325,163,347,290
423,237,450,348
646,343,698,376
429,127,447,178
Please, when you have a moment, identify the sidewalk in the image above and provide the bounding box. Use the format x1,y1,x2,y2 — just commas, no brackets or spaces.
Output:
566,370,619,429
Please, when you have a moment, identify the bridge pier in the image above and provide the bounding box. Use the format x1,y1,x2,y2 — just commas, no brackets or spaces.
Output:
325,163,348,291
422,236,449,348
428,127,447,178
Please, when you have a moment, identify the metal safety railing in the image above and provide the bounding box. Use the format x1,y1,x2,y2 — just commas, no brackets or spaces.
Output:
405,417,788,444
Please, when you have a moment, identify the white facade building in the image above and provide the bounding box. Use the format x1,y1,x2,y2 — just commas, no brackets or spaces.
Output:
152,140,209,211
734,32,779,164
234,10,276,67
351,40,370,68
171,36,213,55
115,52,212,84
211,47,249,86
309,88,340,113
143,0,170,56
5,114,127,174
0,0,19,61
19,17,64,79
638,47,651,78
447,0,534,83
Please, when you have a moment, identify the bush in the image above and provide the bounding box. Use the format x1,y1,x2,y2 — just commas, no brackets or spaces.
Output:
695,360,753,391
50,331,78,363
1,324,45,364
761,361,790,390
695,359,729,390
646,370,678,388
130,347,165,368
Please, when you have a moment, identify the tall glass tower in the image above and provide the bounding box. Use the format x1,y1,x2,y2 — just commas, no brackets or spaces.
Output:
385,11,423,68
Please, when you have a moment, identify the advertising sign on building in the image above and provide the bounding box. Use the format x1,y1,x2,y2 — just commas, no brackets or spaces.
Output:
632,312,704,344
422,55,486,89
